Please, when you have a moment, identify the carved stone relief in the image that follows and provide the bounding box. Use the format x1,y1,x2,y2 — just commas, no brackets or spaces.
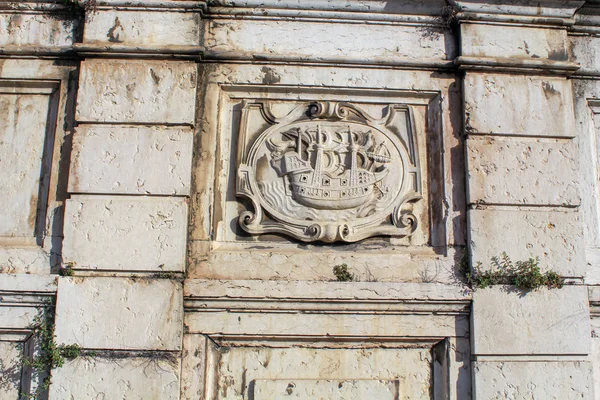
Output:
236,101,423,243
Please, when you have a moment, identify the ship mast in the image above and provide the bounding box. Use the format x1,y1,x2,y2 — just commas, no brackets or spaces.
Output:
349,126,358,186
312,125,324,185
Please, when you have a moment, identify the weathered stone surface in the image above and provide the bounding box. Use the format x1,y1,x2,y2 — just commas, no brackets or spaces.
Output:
0,341,23,400
184,279,470,301
253,379,399,399
467,137,579,206
0,247,51,275
592,316,600,398
472,286,590,355
469,208,585,277
473,361,594,399
189,242,464,283
55,277,183,350
0,91,51,237
451,1,585,18
0,13,78,47
49,356,180,400
69,125,193,196
83,10,200,46
76,60,197,124
216,347,432,399
63,196,187,271
464,74,576,136
0,273,56,293
571,34,600,75
186,311,467,338
461,23,568,61
204,19,456,64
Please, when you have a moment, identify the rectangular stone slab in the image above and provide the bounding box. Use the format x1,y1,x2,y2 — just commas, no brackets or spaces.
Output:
49,356,180,400
76,59,197,124
55,277,183,350
466,137,579,206
473,361,593,399
83,10,201,46
464,74,575,136
461,23,568,61
253,379,399,400
468,208,585,277
63,195,187,271
69,125,193,196
472,286,590,355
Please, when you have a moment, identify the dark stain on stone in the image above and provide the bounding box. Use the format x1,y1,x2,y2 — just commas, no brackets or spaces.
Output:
28,195,38,230
542,82,561,98
107,17,124,43
260,67,281,84
548,48,568,62
150,69,161,85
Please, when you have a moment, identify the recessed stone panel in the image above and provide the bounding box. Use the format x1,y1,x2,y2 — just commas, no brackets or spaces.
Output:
253,379,399,399
468,208,585,277
76,60,197,124
464,74,575,136
69,125,193,196
472,286,590,355
63,196,188,271
216,347,432,399
466,137,579,206
473,361,594,399
49,356,180,400
0,86,54,238
55,277,183,350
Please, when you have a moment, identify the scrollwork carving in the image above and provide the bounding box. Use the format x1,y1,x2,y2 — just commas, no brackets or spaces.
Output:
236,101,422,243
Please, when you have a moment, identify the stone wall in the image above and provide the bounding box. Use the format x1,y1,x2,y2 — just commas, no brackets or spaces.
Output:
0,0,599,399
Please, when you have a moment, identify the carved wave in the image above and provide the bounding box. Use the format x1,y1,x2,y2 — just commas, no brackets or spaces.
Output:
259,181,387,222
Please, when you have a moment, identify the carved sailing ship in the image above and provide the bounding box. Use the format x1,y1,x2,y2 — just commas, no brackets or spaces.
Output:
267,125,391,210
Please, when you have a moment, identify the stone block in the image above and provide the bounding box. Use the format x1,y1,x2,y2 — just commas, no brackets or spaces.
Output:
472,286,590,355
63,196,187,271
76,60,197,124
473,361,594,399
69,125,193,196
571,34,600,75
0,89,53,237
460,23,568,61
466,137,579,206
204,19,456,64
253,379,399,399
464,74,575,136
468,208,585,277
0,341,24,399
0,13,77,47
83,10,200,46
54,277,183,350
49,356,180,400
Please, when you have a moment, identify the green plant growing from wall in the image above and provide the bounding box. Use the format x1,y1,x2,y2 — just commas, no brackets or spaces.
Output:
464,252,564,291
22,305,82,399
333,264,356,282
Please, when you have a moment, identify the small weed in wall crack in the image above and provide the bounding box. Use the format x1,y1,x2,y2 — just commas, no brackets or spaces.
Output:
333,264,356,282
59,263,74,277
22,306,82,399
464,252,564,291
